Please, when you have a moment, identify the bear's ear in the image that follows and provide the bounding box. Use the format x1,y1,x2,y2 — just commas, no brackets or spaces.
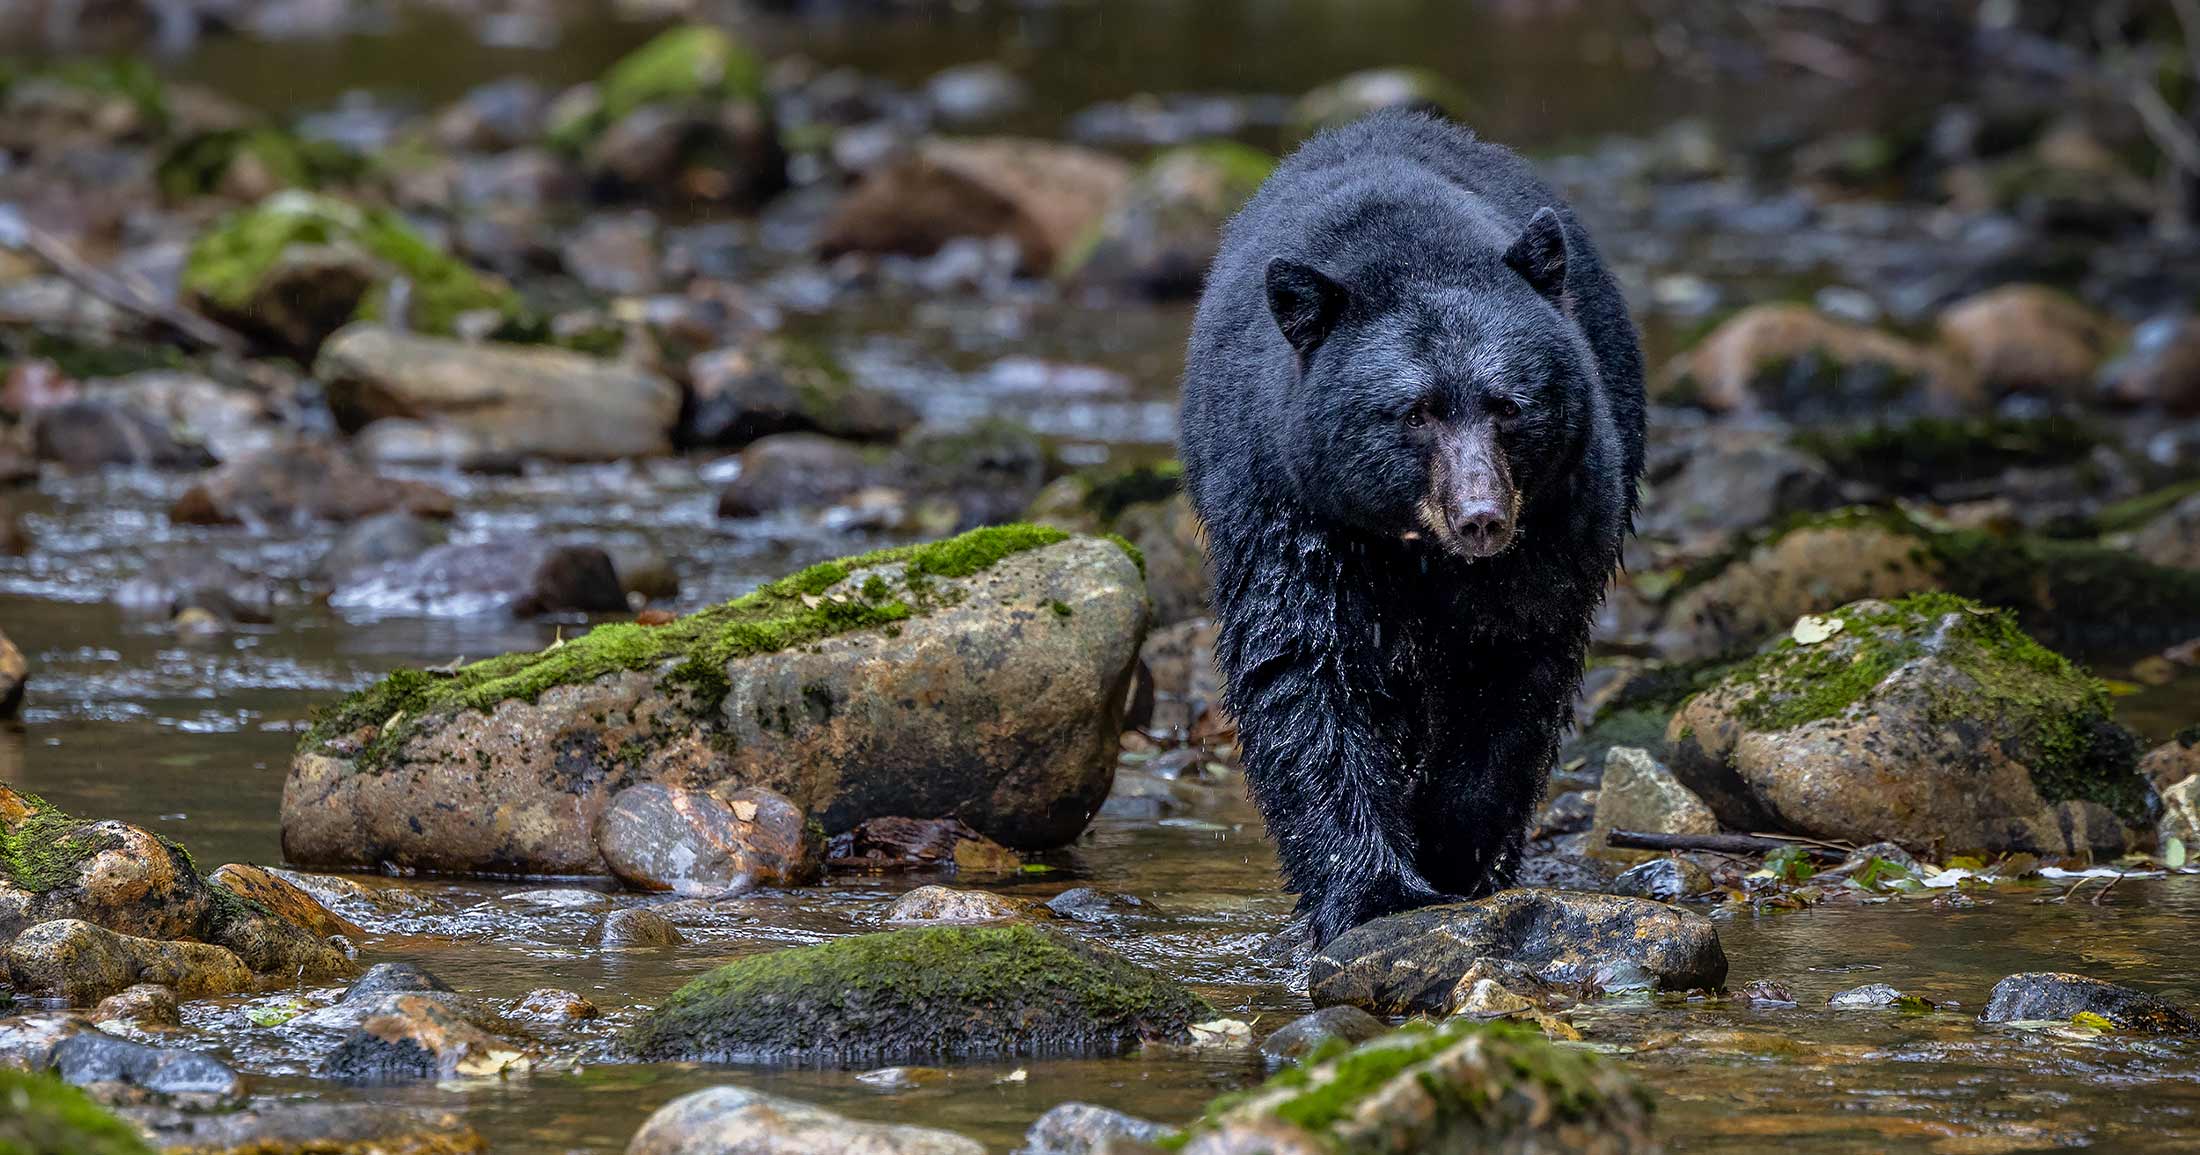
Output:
1266,257,1348,356
1503,207,1569,302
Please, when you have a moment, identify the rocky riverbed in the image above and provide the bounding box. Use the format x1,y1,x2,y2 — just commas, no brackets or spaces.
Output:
5,0,2200,1151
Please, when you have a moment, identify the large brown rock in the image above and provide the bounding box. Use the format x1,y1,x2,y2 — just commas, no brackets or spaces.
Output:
1667,594,2151,855
5,919,254,1006
1665,303,1970,415
282,527,1146,876
208,863,364,939
1937,284,2122,402
819,138,1132,276
1308,889,1728,1016
1654,518,1940,660
316,324,682,461
1586,747,1718,865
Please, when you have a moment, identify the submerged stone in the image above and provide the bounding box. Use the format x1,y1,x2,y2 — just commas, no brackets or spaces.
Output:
1981,972,2199,1034
622,924,1211,1065
628,1087,983,1155
282,527,1147,875
1308,889,1728,1015
1258,1006,1389,1066
50,1032,244,1105
1668,593,2153,854
1172,1019,1652,1154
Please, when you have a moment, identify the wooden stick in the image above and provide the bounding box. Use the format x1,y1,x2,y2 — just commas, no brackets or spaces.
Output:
1604,829,1850,859
11,223,244,353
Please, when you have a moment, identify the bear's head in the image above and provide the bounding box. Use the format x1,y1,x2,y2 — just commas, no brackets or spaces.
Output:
1263,207,1596,561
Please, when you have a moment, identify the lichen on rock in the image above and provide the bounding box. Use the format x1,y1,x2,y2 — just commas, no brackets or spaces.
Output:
622,923,1211,1064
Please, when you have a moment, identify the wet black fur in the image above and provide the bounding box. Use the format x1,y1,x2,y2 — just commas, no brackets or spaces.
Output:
1179,111,1646,946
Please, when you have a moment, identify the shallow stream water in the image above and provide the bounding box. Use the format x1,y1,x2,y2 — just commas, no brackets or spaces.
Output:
7,1,2200,1151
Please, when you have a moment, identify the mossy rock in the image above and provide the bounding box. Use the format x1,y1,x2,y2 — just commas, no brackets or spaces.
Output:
1668,593,2153,854
0,784,357,999
182,191,524,355
1028,460,1185,534
1658,506,2200,659
1167,1019,1652,1154
623,924,1211,1064
547,25,766,152
156,127,371,203
282,526,1149,873
0,1068,155,1155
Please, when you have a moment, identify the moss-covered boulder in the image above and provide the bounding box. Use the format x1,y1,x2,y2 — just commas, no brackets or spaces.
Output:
819,137,1132,277
182,191,523,356
1058,142,1273,298
281,527,1147,875
1170,1019,1653,1154
0,1068,155,1155
1656,507,2200,660
156,127,369,204
1308,890,1727,1016
1027,461,1205,626
546,25,783,205
0,786,356,1003
1662,303,1971,416
315,323,681,462
1667,594,2153,855
623,924,1210,1064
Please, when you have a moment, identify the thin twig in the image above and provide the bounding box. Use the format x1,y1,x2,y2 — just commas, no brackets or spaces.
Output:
11,224,243,353
2089,871,2123,905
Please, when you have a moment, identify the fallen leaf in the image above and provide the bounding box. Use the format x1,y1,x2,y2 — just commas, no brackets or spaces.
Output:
1791,614,1843,645
731,800,759,822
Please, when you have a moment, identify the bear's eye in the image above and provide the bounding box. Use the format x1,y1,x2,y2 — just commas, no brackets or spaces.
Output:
1489,395,1522,421
1404,400,1433,429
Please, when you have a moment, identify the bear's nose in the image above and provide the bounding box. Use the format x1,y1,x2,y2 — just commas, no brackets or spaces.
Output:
1452,504,1509,551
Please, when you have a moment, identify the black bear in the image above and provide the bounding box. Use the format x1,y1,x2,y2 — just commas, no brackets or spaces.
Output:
1179,110,1645,946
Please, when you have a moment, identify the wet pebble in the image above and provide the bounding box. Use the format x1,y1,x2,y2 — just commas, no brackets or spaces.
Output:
1827,983,1907,1009
1018,1102,1172,1155
1981,972,2199,1034
317,993,533,1083
629,1086,984,1155
90,984,180,1030
595,783,822,897
1042,887,1149,923
51,1032,244,1106
600,907,684,948
508,988,599,1022
1607,857,1715,902
883,885,1033,925
1258,1005,1388,1065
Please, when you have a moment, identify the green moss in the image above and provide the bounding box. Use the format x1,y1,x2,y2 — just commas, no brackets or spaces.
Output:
1172,1019,1646,1151
1103,533,1147,578
0,1068,156,1155
1794,415,2099,492
3,56,168,131
1719,592,2151,823
303,524,1072,770
156,128,370,202
0,789,122,893
182,191,523,338
2096,479,2200,535
1049,600,1074,618
623,923,1211,1062
549,25,765,150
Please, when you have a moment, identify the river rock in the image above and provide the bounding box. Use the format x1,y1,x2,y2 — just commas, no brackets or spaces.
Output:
628,1086,984,1155
685,338,918,449
714,433,882,518
1636,436,1841,540
1937,284,2122,402
1307,889,1728,1015
183,190,523,354
623,924,1210,1064
312,512,442,587
1667,594,2153,853
1114,494,1207,627
283,527,1146,874
84,370,282,465
5,920,254,1006
0,628,23,718
1981,973,2199,1034
317,993,535,1082
1608,857,1715,902
1018,1103,1171,1155
169,442,454,528
1586,747,1719,865
1664,303,1969,415
328,539,629,618
1174,1019,1651,1155
599,907,685,948
207,863,363,939
2163,775,2200,850
28,399,213,471
51,1032,243,1105
0,790,355,993
1827,983,1907,1009
509,988,600,1022
90,985,181,1030
316,324,681,461
1653,517,1942,659
549,25,784,205
883,885,1032,925
819,137,1132,276
2134,493,2200,571
1257,1006,1388,1066
0,1068,154,1155
0,1012,93,1069
1293,68,1472,136
595,783,820,897
1062,142,1272,298
828,816,1022,872
2101,314,2200,413
113,554,274,624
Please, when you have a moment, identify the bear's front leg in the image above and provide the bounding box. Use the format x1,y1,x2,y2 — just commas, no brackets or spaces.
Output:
1208,524,1441,946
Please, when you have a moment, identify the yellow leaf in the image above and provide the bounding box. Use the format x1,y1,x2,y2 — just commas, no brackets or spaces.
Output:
1791,615,1844,645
